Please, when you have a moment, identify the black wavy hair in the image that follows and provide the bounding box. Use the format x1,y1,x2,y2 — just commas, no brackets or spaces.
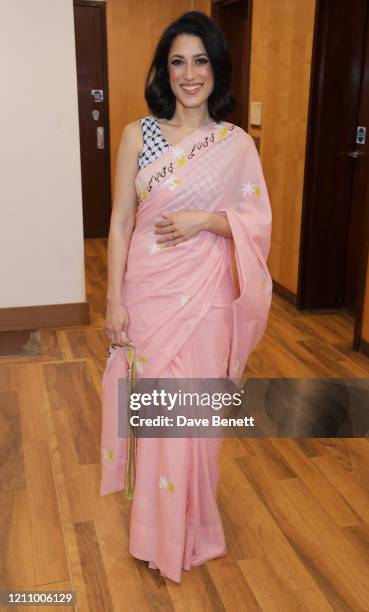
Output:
144,11,236,122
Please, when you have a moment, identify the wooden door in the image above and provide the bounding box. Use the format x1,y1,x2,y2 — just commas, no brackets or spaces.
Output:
299,0,369,340
73,0,112,238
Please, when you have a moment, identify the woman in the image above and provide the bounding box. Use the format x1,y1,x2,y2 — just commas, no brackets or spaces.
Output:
100,11,272,583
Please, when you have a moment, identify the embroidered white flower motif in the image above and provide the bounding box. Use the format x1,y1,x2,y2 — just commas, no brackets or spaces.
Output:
261,270,268,288
126,350,148,375
149,241,166,254
135,356,147,374
179,294,191,306
241,182,261,197
102,448,113,461
222,355,228,371
171,146,185,160
234,360,240,374
159,475,169,490
159,474,174,493
165,176,182,190
211,121,225,129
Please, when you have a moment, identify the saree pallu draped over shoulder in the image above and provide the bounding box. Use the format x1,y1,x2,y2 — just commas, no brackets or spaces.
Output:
100,120,273,582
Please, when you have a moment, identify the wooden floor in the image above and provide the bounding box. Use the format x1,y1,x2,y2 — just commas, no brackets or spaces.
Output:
1,238,369,611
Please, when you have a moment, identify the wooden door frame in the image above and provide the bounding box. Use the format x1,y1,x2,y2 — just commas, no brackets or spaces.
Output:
298,0,369,353
353,14,369,353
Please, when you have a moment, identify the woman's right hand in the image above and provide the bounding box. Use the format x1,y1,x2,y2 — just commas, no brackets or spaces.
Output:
104,300,130,347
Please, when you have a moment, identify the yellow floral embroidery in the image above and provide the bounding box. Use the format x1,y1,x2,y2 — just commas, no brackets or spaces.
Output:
135,356,147,374
149,242,166,254
126,350,148,374
260,271,268,288
176,157,187,167
102,448,113,461
141,190,148,200
159,474,175,493
218,127,229,140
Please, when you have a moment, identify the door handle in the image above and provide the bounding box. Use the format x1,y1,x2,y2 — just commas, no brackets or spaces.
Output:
347,150,364,158
97,126,104,149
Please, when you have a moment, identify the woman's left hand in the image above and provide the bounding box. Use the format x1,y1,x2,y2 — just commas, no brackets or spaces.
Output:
154,210,209,247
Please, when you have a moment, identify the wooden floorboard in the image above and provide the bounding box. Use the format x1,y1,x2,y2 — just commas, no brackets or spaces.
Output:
1,238,369,611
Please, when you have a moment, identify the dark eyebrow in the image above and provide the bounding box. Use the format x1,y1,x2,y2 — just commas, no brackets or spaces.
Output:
169,53,209,59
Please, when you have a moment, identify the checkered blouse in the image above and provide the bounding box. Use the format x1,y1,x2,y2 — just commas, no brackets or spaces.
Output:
138,115,172,170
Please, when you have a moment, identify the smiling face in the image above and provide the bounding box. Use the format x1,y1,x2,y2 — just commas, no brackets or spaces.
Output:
167,34,214,111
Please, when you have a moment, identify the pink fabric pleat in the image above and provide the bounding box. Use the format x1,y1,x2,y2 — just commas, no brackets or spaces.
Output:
128,265,234,582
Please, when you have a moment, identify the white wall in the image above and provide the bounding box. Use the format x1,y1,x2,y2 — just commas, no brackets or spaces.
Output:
0,0,85,308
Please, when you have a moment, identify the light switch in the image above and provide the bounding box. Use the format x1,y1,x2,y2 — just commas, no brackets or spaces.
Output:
250,101,263,126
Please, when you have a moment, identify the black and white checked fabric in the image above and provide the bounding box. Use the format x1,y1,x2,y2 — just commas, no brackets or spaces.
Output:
138,115,172,170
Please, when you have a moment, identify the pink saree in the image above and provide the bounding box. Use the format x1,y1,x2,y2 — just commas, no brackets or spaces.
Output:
100,120,273,582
